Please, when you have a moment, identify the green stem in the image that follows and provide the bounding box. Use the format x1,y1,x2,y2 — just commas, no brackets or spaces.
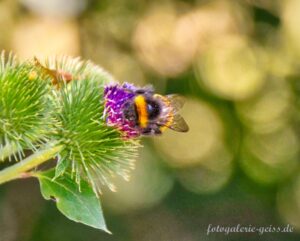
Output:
0,144,63,185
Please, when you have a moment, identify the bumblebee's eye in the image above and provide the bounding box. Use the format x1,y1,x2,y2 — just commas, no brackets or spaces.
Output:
147,100,160,119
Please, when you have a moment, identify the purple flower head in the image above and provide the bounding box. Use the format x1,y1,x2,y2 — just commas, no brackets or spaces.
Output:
104,83,140,139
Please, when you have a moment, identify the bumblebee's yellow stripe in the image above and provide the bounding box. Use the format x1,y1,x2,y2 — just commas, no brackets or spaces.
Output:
135,95,148,128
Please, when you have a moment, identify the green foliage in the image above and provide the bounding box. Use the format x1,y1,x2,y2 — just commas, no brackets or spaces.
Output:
0,53,141,232
36,169,110,232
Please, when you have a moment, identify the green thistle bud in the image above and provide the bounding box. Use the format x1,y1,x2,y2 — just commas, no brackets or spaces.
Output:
0,52,52,160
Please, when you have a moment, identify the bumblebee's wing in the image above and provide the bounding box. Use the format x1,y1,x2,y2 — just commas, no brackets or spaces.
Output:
165,94,186,113
126,84,154,94
165,114,189,132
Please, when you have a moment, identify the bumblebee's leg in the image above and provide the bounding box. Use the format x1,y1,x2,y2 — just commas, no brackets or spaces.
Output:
141,126,162,135
154,128,162,135
141,127,152,135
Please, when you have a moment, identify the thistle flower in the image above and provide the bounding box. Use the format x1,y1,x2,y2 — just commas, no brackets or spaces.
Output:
0,52,141,194
0,53,149,231
41,56,140,194
104,83,140,139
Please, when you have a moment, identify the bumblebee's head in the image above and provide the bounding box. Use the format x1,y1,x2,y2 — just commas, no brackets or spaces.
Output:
145,98,161,120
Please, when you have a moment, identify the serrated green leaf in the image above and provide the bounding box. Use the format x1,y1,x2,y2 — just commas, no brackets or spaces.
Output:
36,169,110,233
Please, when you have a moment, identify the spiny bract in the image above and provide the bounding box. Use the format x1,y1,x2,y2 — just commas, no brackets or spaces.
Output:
44,56,140,194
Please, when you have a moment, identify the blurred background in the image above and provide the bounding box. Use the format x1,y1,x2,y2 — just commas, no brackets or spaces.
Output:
1,0,300,240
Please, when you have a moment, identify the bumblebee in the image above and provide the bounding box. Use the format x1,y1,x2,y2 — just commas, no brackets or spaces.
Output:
122,86,189,136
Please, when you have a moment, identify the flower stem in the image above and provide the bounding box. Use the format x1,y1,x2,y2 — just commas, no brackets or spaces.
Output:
0,144,63,185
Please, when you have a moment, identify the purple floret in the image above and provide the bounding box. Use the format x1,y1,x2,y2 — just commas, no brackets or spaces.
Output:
104,83,140,139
